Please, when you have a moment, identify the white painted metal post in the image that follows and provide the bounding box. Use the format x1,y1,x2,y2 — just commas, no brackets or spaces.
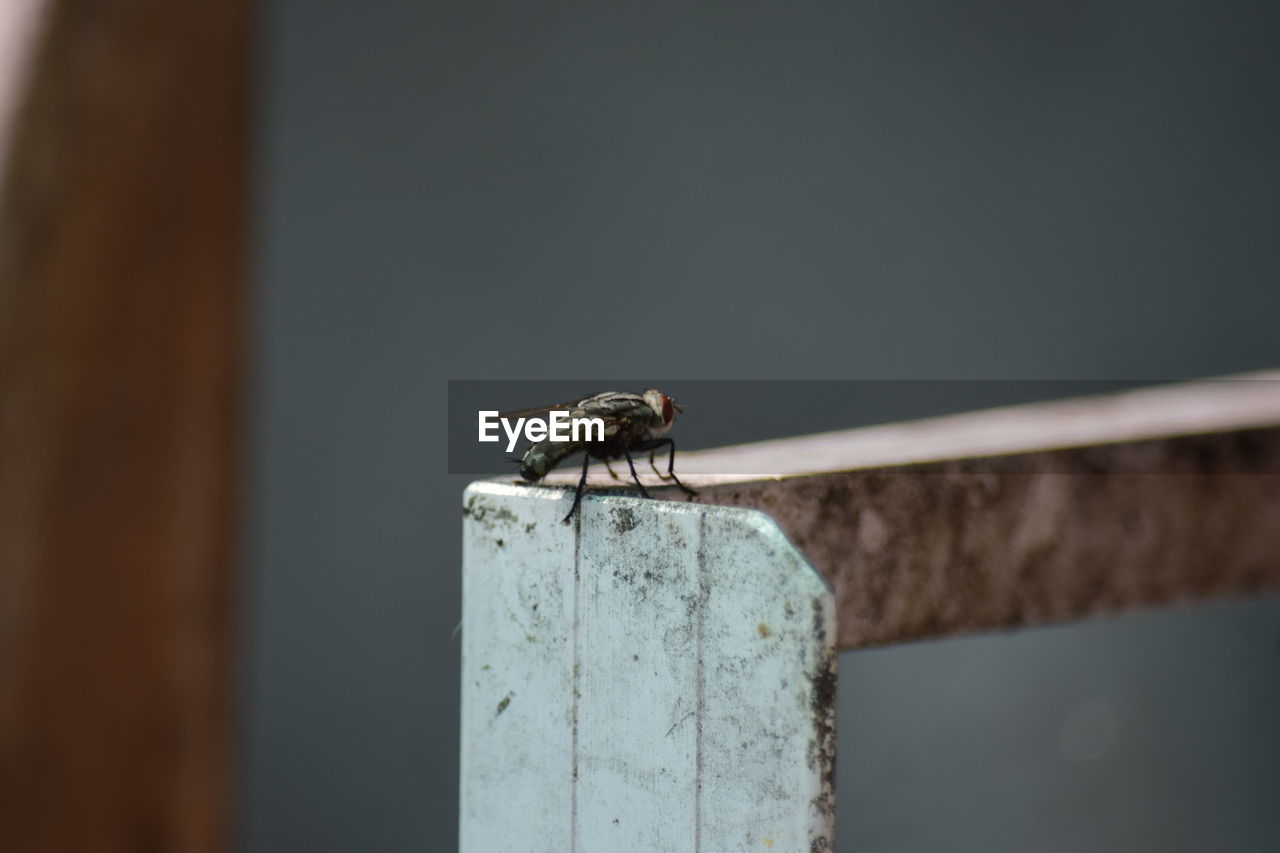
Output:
460,482,836,853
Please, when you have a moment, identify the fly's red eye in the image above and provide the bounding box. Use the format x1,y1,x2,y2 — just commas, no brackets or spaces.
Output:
662,396,674,424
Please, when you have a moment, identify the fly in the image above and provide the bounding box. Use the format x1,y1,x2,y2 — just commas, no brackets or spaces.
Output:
500,389,697,524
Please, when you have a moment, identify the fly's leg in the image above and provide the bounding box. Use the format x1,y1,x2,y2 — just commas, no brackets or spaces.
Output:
634,438,697,496
648,448,673,481
563,451,591,525
604,459,622,480
623,450,651,499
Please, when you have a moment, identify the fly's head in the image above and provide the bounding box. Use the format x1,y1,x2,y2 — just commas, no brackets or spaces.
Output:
642,388,682,436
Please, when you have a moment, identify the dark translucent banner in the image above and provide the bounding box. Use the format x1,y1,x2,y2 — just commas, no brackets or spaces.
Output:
447,379,1280,477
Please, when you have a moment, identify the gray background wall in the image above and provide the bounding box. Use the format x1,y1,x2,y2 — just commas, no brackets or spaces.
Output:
247,2,1280,850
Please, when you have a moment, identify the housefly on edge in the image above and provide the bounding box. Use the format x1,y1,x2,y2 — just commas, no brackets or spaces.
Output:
500,389,697,524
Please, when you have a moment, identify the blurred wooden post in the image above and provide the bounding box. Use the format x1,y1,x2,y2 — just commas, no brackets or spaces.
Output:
0,1,249,851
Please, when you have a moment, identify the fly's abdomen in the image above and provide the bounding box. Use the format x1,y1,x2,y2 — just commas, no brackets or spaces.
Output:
519,440,580,481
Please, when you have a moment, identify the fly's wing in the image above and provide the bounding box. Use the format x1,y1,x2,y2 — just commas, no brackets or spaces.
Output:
500,391,649,424
498,395,617,459
498,397,594,480
497,398,592,422
499,391,658,450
